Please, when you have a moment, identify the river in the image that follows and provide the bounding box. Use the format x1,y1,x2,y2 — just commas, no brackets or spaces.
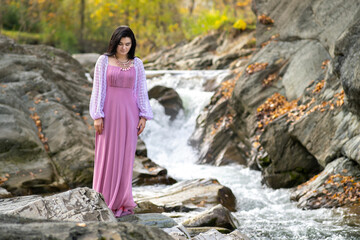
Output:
134,70,360,240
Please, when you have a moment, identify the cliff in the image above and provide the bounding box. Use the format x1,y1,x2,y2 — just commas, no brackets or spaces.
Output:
190,0,360,209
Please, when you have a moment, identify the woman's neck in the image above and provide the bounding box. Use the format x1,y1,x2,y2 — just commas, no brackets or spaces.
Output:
115,54,128,61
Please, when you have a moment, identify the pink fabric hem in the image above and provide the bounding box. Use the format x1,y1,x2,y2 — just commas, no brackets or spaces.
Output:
113,206,135,218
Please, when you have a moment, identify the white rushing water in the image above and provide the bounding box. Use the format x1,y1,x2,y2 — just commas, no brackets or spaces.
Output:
135,70,360,240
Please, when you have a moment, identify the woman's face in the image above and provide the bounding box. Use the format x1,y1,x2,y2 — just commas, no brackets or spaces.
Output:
116,37,132,57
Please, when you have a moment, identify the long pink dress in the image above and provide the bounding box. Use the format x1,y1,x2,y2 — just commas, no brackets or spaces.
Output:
92,64,138,217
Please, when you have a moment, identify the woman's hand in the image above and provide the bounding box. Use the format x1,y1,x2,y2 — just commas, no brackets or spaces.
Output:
137,117,146,136
94,118,104,134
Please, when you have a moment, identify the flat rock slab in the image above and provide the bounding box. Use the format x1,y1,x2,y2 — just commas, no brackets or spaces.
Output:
117,213,177,228
0,213,172,240
0,187,116,222
134,178,236,213
0,195,42,212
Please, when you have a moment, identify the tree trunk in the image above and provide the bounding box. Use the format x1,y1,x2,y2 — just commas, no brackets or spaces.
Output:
188,0,195,15
79,0,85,52
0,0,4,31
232,0,237,17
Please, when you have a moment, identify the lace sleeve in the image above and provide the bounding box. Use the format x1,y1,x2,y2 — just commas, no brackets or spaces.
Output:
135,58,153,120
89,55,107,120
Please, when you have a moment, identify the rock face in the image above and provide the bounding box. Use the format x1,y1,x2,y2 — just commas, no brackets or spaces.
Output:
291,158,360,209
143,29,255,70
0,35,94,195
246,0,360,193
260,117,322,188
0,213,173,240
0,187,116,222
189,75,251,166
334,16,360,112
187,0,360,208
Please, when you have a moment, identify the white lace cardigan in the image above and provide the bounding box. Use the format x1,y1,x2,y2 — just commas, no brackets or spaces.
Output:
89,54,153,120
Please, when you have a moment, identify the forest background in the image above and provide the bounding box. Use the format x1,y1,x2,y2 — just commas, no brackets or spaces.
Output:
0,0,255,56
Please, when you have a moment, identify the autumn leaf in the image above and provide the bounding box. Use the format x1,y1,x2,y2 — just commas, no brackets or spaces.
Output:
246,62,268,74
312,80,325,93
258,14,274,25
321,60,330,69
262,73,278,86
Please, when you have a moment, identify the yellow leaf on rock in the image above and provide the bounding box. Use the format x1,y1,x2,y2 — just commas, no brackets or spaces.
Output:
233,19,247,30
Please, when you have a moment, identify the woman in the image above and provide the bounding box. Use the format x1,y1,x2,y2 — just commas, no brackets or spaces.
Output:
89,26,153,217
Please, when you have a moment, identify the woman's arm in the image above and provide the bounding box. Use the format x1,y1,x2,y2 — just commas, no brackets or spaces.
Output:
89,55,107,120
136,58,153,120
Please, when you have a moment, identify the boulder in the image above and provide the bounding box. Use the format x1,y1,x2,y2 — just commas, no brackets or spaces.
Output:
290,158,360,209
148,85,183,120
133,155,177,186
0,35,93,195
0,187,11,198
0,213,173,240
134,178,236,213
181,204,239,230
0,187,116,222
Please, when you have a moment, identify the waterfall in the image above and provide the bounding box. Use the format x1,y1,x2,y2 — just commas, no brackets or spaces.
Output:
134,70,359,239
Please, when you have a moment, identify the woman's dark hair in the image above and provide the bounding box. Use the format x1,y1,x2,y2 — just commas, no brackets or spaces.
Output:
105,26,136,59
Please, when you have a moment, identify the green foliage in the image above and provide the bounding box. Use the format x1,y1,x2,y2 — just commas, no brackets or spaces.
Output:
2,3,21,30
182,9,231,39
0,0,256,55
259,156,271,168
1,29,42,44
